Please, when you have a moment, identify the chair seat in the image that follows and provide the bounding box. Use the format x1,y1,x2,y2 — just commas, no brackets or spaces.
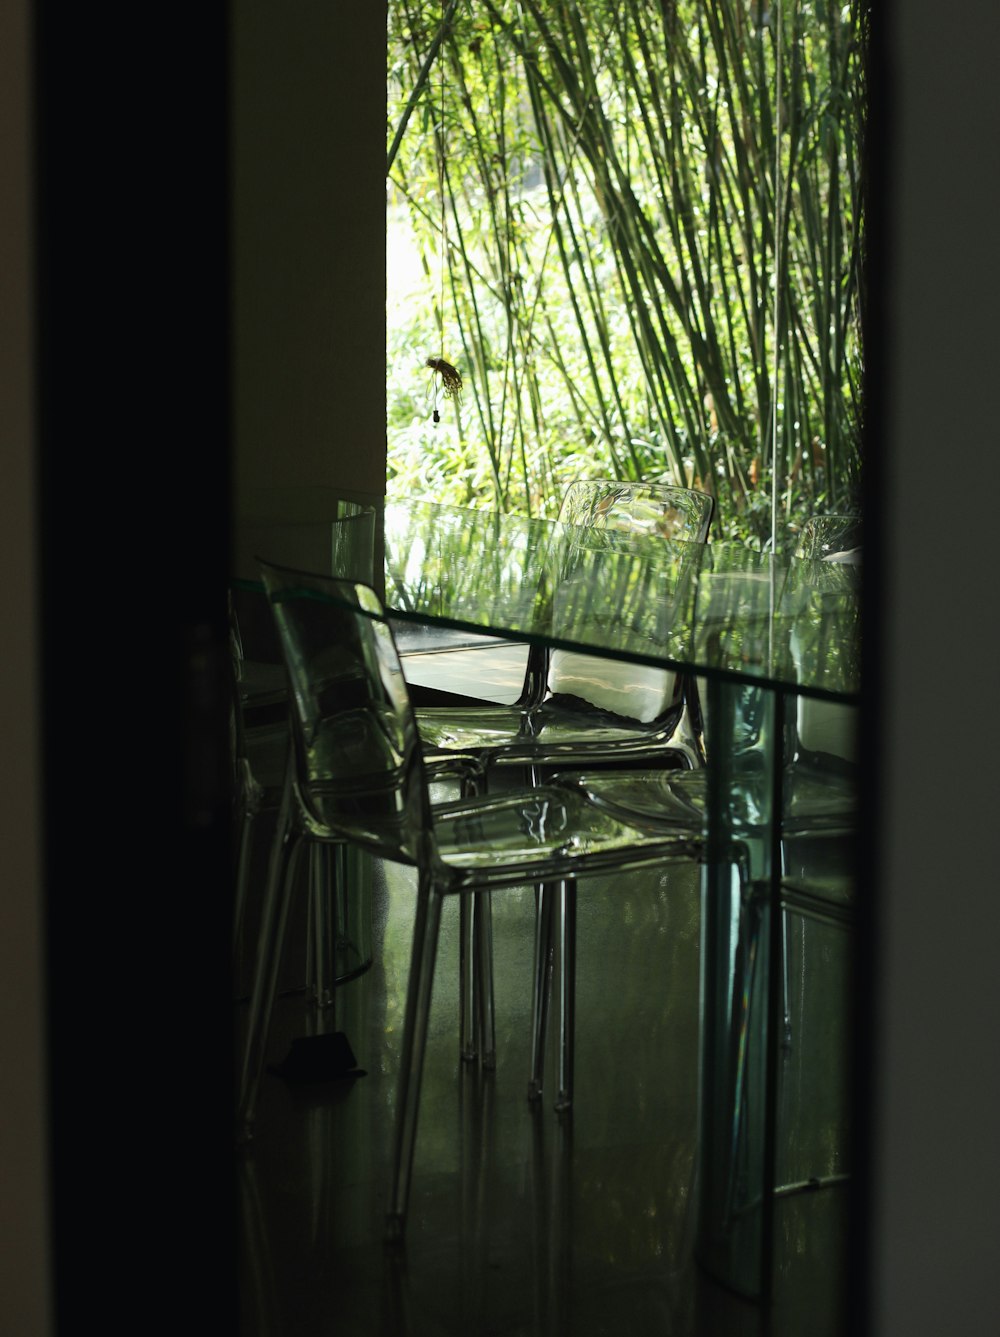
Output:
414,699,692,768
429,784,700,882
554,762,856,836
415,705,533,753
552,768,705,828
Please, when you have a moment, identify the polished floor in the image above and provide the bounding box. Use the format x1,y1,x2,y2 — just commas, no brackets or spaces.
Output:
234,643,852,1337
234,837,851,1337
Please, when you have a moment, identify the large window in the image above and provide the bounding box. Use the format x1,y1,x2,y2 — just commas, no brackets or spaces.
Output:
387,1,868,546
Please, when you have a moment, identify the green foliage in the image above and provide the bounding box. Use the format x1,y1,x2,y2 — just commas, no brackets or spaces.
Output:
387,0,868,546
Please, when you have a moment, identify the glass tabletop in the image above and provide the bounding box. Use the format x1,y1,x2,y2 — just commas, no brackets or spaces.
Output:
235,498,861,704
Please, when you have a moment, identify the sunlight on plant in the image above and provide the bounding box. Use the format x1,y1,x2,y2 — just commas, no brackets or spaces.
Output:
387,0,868,546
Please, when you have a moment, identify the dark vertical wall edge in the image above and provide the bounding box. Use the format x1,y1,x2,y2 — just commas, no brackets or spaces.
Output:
850,2,887,1330
34,4,235,1328
865,3,1000,1334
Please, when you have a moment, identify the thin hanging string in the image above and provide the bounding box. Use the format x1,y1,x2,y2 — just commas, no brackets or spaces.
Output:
434,23,446,425
767,0,784,672
426,1,461,422
439,8,446,366
770,0,783,557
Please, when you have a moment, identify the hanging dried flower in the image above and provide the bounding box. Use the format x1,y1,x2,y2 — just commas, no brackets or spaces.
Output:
425,357,463,405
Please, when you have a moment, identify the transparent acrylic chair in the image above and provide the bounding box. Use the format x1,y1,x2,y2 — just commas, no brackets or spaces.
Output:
534,736,854,1109
797,513,861,564
791,514,861,776
238,505,511,1061
229,590,289,989
243,486,712,1065
408,481,714,1063
398,481,712,709
532,520,860,1296
238,561,701,1241
232,504,384,1004
241,504,502,1009
545,520,860,1107
415,481,715,772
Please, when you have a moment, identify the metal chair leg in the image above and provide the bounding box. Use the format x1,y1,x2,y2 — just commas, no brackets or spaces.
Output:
554,879,577,1115
385,874,444,1242
781,906,793,1051
527,883,555,1102
237,826,303,1140
460,894,477,1062
232,758,264,979
306,843,336,1009
459,769,482,1063
475,891,496,1070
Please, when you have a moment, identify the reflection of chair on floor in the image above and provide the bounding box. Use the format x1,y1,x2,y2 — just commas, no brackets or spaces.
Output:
238,561,701,1242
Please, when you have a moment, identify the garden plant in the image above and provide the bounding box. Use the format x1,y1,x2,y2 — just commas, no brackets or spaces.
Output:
387,0,868,548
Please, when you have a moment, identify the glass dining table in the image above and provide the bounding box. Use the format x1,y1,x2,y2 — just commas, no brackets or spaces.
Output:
234,495,861,1303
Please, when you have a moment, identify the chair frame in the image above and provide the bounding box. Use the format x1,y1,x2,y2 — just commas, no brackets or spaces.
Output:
240,561,702,1242
409,481,715,1065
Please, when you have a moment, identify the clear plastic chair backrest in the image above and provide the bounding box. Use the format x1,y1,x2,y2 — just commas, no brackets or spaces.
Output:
229,505,377,690
547,482,712,721
797,514,861,562
558,480,714,543
330,505,377,584
259,562,431,865
227,591,251,781
792,516,861,763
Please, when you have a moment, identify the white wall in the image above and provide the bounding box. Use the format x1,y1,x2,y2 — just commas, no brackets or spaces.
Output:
232,1,388,521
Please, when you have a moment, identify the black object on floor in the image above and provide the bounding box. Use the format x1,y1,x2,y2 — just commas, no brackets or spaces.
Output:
267,1032,366,1084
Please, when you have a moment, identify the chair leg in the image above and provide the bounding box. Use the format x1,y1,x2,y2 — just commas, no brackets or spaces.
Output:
475,891,496,1070
460,895,477,1062
232,759,263,978
527,883,555,1102
236,826,304,1141
233,804,258,979
385,873,444,1242
307,843,337,1009
305,852,315,1002
781,906,793,1051
554,879,577,1115
459,769,483,1063
723,888,764,1225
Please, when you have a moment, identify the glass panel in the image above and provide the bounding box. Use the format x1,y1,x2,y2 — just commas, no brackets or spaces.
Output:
379,502,860,701
238,499,860,1296
696,677,778,1299
235,499,861,703
695,678,857,1300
